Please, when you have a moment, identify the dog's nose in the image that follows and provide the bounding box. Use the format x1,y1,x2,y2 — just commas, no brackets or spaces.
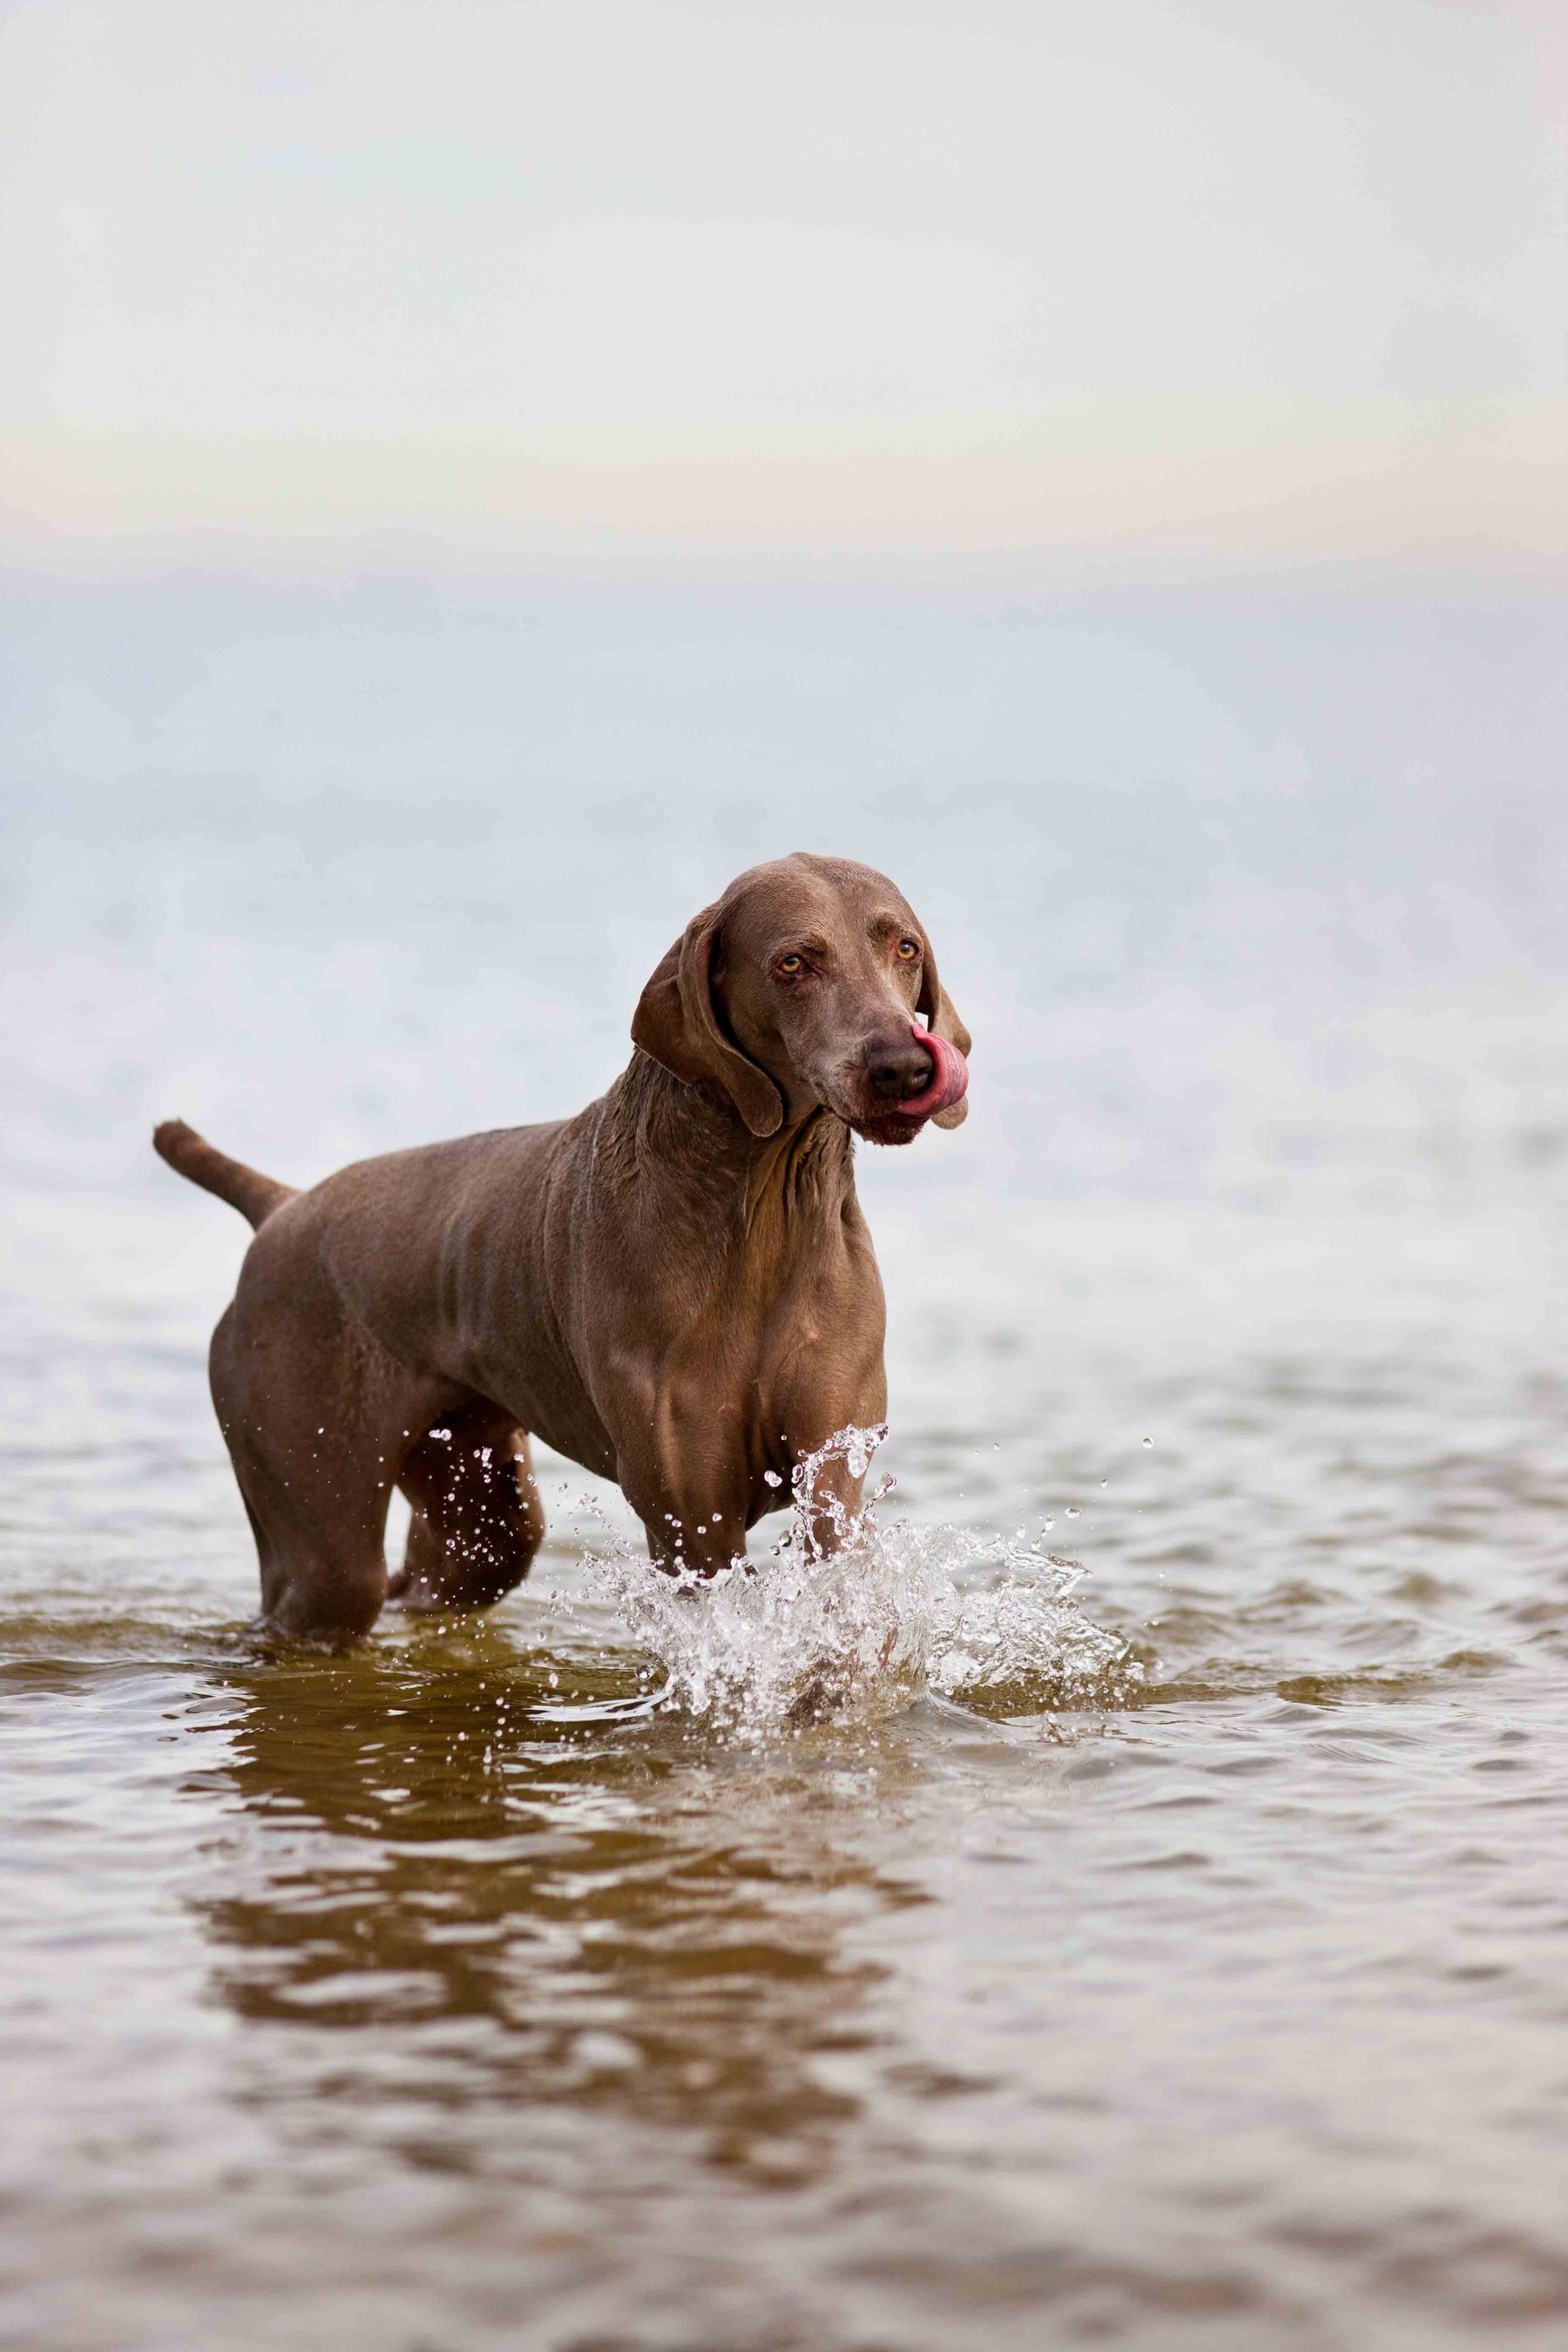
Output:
865,1036,936,1102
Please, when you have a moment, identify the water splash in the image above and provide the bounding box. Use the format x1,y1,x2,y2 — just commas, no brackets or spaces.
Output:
585,1426,1142,1735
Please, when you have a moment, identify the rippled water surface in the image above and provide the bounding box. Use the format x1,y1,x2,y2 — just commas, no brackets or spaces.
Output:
5,1189,1567,2352
4,602,1567,2345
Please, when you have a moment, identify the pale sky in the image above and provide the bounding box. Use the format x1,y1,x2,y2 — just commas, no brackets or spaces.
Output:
2,0,1563,571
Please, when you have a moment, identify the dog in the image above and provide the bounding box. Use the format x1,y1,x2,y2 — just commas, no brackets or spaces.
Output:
154,852,970,1641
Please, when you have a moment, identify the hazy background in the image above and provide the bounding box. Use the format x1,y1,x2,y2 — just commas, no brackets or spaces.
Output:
6,25,1568,2348
2,0,1565,1226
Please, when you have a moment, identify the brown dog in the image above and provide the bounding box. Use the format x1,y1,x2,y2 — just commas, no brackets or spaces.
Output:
154,854,970,1641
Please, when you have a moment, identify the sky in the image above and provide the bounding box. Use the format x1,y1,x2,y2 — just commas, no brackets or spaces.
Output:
1,1,1565,1220
3,0,1563,575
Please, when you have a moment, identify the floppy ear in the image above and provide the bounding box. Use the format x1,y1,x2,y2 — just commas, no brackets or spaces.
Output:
918,947,972,1132
632,905,783,1138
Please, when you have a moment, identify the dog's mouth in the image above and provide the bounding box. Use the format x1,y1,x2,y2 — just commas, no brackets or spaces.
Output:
848,1024,970,1147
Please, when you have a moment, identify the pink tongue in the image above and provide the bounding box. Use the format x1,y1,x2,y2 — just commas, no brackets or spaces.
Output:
896,1022,970,1119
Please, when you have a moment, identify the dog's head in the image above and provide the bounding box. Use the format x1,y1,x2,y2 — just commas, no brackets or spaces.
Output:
632,853,970,1146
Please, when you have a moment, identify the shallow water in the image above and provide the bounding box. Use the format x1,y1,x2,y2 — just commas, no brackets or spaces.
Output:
5,1191,1567,2352
4,594,1567,2342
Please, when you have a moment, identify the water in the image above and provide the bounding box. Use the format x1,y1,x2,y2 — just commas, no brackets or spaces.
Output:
579,1424,1140,1735
4,578,1568,2347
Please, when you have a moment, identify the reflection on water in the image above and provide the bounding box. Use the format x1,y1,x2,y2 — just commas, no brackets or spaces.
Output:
199,1635,912,2191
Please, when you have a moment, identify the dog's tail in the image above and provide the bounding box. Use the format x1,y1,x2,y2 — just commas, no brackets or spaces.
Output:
152,1119,294,1230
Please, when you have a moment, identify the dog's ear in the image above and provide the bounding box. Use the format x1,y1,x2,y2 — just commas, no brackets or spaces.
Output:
632,906,784,1138
918,948,972,1132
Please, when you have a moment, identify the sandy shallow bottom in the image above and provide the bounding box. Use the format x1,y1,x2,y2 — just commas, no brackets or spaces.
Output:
3,1200,1567,2352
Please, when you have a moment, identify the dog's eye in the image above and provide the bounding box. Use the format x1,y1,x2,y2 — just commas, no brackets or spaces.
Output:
896,939,921,961
777,954,804,975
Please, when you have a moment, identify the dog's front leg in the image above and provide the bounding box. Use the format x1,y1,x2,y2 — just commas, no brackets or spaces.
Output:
632,1492,752,1580
616,1416,753,1581
582,1326,756,1576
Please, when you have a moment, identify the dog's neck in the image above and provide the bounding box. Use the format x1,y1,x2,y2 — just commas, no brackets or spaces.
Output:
740,1104,855,1236
605,1051,857,1249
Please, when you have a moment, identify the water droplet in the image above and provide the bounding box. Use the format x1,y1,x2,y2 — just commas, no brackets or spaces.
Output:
575,1423,1140,1734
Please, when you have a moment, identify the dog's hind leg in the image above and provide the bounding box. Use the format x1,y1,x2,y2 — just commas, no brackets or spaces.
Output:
389,1399,545,1614
209,1296,440,1645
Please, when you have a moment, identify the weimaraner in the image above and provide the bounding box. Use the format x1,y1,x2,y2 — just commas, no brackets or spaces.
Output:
154,853,970,1641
